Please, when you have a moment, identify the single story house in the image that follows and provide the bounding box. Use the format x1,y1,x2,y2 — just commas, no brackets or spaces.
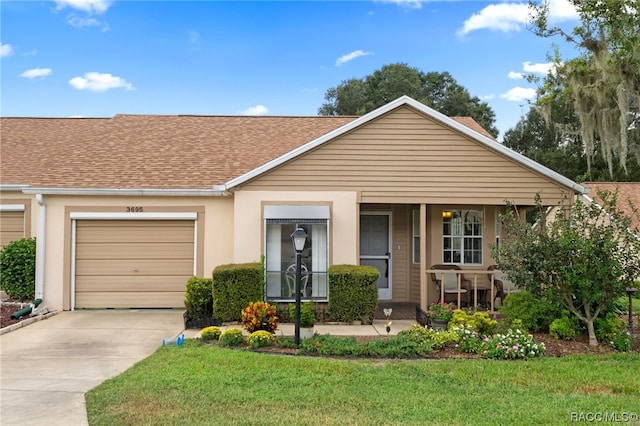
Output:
0,96,588,312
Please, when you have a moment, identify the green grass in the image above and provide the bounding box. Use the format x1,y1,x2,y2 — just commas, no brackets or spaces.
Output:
86,340,640,426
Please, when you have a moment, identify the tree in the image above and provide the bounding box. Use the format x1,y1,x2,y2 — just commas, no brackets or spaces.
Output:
493,191,640,346
319,63,499,137
530,0,640,176
503,106,640,181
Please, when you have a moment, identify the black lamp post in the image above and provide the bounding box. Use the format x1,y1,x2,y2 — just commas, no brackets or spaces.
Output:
291,227,308,345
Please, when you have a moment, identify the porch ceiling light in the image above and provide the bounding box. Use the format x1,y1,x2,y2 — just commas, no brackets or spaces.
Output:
291,227,308,253
442,210,452,219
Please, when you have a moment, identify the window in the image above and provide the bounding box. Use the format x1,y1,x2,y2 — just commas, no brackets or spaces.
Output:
442,209,483,264
412,210,420,264
264,206,329,301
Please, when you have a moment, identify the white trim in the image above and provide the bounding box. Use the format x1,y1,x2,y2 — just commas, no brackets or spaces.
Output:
0,204,25,212
263,205,330,219
223,96,588,195
69,212,197,220
70,219,77,311
22,187,227,197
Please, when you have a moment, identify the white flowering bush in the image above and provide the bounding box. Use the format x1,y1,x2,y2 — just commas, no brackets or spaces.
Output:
452,325,485,354
484,329,546,360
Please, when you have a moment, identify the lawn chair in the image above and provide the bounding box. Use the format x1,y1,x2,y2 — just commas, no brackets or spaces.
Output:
486,265,505,307
429,264,471,307
285,262,309,298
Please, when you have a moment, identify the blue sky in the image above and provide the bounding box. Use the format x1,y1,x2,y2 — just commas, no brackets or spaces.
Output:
1,0,581,139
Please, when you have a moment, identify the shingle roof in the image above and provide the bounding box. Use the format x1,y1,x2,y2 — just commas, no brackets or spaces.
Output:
1,109,499,191
450,116,495,140
1,115,356,189
583,182,640,231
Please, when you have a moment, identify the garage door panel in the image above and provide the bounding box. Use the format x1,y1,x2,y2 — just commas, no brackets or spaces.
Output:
76,242,194,259
0,211,25,249
75,275,193,292
76,223,193,244
76,259,193,276
74,219,196,309
75,292,186,309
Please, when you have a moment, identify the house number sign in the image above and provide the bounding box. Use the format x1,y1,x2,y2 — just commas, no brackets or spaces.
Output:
126,207,144,212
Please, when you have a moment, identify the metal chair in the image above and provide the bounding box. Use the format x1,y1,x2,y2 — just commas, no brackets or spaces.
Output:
285,262,309,298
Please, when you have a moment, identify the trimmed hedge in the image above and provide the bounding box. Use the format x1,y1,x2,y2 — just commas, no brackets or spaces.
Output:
0,237,36,301
184,277,213,321
327,264,379,324
212,262,263,322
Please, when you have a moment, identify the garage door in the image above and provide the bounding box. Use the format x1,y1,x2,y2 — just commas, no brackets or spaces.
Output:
74,219,195,309
0,207,25,250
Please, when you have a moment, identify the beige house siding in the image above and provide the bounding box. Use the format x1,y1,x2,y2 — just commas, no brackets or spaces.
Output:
242,106,570,205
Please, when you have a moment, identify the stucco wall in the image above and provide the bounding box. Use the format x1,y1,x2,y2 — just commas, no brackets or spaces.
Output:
232,190,359,265
30,194,234,311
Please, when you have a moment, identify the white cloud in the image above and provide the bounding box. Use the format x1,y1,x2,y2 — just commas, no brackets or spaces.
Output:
242,105,269,116
68,72,134,92
458,0,578,36
20,68,53,79
481,94,495,101
547,0,580,21
500,87,536,101
508,71,524,79
458,3,530,36
376,0,424,9
1,43,13,57
335,50,372,66
523,61,555,74
67,15,101,28
54,0,111,14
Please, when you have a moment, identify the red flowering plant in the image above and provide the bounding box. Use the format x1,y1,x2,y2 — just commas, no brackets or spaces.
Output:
241,301,279,333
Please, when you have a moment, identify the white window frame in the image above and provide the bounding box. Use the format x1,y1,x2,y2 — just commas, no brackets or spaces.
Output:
442,209,483,265
412,209,420,264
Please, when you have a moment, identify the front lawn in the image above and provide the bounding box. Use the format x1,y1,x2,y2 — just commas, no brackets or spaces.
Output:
86,340,639,425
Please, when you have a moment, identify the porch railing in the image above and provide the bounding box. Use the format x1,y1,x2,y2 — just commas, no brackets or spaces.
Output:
425,269,503,313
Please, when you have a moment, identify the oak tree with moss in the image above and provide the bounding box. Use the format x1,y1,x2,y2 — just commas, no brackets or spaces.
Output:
530,0,640,176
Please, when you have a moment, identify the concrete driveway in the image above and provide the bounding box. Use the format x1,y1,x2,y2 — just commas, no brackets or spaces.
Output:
0,310,186,426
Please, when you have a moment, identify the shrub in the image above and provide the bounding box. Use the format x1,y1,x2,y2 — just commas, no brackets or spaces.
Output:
609,330,633,352
0,237,36,301
327,264,379,324
184,277,213,321
452,325,485,354
289,302,316,327
594,312,625,343
498,291,559,332
212,262,263,322
248,330,274,349
450,309,497,336
200,326,222,341
484,329,546,360
219,328,244,347
241,301,279,333
297,333,433,358
549,311,580,340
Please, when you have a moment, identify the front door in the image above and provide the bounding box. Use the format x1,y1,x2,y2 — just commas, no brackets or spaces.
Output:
360,213,392,300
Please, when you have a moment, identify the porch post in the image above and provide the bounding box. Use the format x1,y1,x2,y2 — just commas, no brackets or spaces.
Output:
419,203,428,311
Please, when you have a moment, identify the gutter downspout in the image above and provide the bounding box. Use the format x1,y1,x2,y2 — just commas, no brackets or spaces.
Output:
35,194,46,300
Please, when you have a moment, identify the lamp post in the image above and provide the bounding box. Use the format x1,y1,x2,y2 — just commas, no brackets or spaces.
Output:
291,227,308,346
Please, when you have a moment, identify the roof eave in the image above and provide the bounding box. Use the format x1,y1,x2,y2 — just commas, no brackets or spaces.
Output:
21,187,229,197
222,96,588,195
